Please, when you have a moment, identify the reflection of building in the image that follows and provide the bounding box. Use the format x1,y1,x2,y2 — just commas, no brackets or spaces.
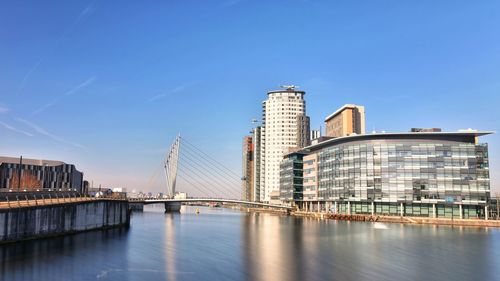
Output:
242,136,254,201
0,156,83,192
325,104,365,137
260,86,307,202
280,131,493,219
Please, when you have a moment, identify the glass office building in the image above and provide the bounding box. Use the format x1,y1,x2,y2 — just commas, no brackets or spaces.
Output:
280,131,493,219
279,152,305,203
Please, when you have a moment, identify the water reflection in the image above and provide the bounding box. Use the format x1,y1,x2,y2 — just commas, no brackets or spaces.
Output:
241,213,307,281
165,213,177,281
0,227,129,281
0,206,499,281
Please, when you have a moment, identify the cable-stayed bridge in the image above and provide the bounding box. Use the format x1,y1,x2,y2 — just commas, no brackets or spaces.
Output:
134,135,290,211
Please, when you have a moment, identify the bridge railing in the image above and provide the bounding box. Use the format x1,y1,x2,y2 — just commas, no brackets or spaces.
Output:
0,192,127,209
127,196,240,201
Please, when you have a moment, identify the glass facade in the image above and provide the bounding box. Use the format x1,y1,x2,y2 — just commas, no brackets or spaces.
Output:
317,140,489,205
279,153,304,202
279,132,493,219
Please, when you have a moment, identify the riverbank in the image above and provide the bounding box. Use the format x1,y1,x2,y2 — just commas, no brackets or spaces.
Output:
292,211,500,227
240,206,289,215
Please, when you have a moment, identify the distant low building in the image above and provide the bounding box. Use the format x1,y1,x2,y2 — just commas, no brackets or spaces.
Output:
310,129,321,142
112,187,127,193
174,192,187,199
88,187,112,197
0,156,84,192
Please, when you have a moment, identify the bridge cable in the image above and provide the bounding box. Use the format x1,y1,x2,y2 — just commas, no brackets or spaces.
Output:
177,159,240,199
176,172,214,198
177,171,223,199
180,137,242,179
177,161,238,199
178,149,241,196
179,148,242,186
144,163,164,191
179,162,232,196
177,167,219,197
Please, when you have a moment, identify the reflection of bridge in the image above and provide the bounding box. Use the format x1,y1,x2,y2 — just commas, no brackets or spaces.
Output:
129,198,291,210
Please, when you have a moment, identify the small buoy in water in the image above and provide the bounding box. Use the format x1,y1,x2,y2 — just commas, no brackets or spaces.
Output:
373,222,389,229
195,208,200,214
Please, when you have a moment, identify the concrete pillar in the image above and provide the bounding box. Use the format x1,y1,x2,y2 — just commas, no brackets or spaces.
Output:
310,201,313,212
347,201,351,215
432,203,436,218
326,201,330,213
334,201,338,214
317,201,320,213
400,202,404,217
485,206,488,220
371,202,374,216
459,204,463,219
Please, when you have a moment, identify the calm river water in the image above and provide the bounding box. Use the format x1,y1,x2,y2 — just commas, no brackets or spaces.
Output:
1,205,499,281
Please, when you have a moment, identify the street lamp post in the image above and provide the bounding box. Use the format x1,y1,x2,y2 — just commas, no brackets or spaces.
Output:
17,156,23,192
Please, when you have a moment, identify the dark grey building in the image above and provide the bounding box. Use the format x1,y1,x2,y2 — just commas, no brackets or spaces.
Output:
296,114,311,148
0,156,84,192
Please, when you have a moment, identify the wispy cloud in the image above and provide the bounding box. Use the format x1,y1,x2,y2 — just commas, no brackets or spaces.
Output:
64,76,97,96
32,99,60,116
222,0,246,7
147,84,192,102
76,1,96,23
148,93,168,102
18,2,96,90
19,58,44,90
32,76,97,115
0,121,34,137
0,106,9,114
15,118,84,149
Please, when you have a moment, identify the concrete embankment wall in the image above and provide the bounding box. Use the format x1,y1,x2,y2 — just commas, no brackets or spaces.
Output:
0,200,129,243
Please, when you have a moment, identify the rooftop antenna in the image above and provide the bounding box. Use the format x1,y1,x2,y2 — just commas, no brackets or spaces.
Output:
280,85,298,91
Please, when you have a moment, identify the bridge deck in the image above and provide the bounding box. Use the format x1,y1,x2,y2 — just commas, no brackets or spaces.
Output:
129,198,292,210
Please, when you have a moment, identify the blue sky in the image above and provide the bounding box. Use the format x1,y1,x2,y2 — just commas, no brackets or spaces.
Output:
0,0,499,194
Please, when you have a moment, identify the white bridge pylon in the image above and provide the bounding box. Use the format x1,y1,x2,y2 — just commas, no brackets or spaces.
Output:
164,134,180,198
160,134,242,200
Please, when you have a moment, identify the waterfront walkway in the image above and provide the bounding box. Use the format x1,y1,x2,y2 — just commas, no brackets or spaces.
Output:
293,211,500,227
0,196,124,209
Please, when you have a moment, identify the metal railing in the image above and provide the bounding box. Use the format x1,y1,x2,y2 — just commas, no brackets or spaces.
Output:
0,192,127,209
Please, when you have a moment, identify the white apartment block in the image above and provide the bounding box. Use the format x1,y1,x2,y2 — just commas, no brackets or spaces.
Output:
259,86,306,202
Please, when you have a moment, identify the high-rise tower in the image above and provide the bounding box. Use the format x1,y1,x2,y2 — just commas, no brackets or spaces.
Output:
260,86,307,203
